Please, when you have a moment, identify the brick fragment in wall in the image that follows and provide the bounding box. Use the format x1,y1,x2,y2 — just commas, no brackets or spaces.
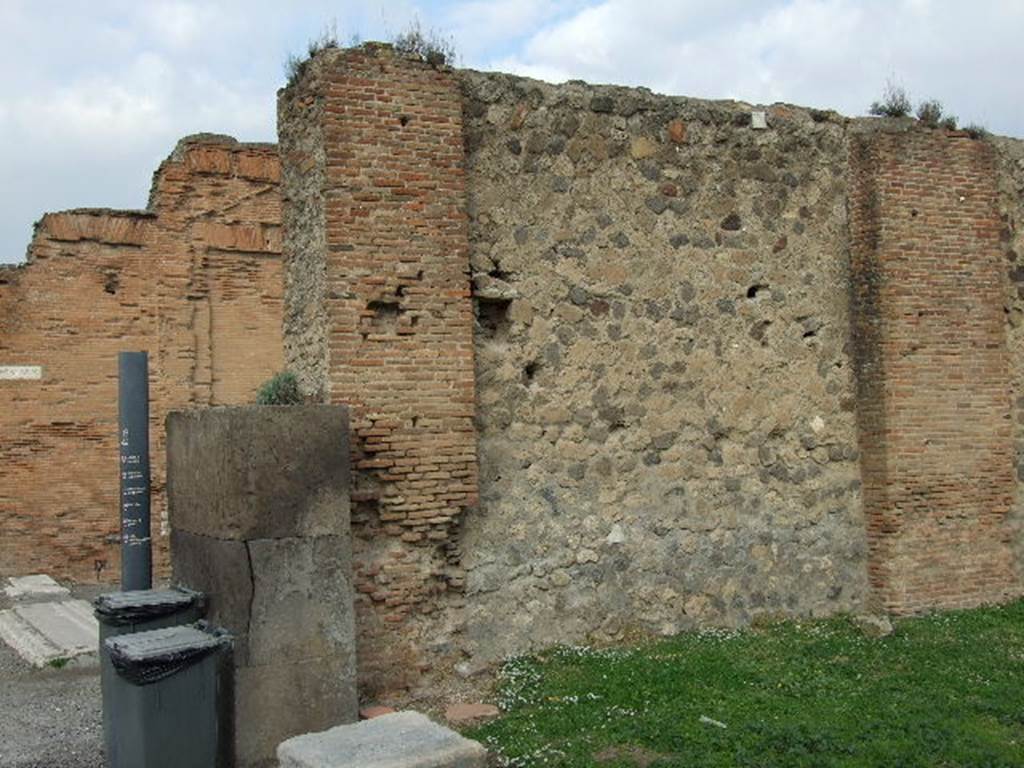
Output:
850,127,1020,614
278,46,479,695
0,138,285,582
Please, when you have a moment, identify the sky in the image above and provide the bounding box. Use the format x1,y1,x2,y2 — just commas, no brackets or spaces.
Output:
1,0,1022,263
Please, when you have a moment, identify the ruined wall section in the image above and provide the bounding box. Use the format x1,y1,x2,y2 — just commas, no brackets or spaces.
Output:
993,136,1024,583
0,211,159,580
279,71,330,402
0,137,284,581
279,47,479,694
453,72,868,661
850,127,1019,614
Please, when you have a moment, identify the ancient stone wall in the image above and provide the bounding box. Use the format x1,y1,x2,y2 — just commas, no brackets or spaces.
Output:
5,43,1024,695
457,72,868,660
0,136,284,581
280,46,1024,687
994,136,1024,585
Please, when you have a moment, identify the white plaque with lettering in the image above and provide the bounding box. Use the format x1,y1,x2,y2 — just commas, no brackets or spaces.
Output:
0,366,42,380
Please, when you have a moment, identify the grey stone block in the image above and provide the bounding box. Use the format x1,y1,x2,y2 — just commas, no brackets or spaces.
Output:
167,404,357,768
277,712,488,768
237,655,359,768
167,405,350,540
170,530,254,662
171,532,356,668
247,535,354,666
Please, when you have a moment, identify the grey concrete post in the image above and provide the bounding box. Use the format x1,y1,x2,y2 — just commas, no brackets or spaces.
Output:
118,351,151,590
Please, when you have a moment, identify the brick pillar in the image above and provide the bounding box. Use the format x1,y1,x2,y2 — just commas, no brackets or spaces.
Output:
279,44,479,693
850,128,1020,613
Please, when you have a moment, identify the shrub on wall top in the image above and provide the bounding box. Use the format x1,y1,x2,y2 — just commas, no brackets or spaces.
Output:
256,371,303,405
868,80,913,118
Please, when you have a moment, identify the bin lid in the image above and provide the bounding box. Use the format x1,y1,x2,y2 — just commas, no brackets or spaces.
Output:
94,588,201,623
105,625,229,686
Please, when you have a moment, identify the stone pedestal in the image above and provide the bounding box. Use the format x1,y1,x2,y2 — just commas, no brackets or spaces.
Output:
167,405,357,768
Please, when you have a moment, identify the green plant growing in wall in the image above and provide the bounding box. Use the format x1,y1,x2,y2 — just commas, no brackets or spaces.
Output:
868,80,912,118
284,22,342,87
256,371,303,405
393,19,457,68
916,99,958,130
963,123,990,139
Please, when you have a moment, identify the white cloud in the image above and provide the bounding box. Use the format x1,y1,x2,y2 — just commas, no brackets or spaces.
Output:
1,0,1023,264
487,0,1024,135
443,0,587,61
143,2,220,48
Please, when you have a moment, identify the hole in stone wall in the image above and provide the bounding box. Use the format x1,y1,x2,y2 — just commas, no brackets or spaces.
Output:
488,266,515,282
103,271,120,295
523,361,540,384
367,299,403,331
351,497,381,534
399,114,411,126
475,297,512,341
746,283,768,299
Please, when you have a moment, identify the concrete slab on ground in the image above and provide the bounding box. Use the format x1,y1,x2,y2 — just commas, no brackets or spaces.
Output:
4,574,71,601
0,600,97,667
277,711,488,768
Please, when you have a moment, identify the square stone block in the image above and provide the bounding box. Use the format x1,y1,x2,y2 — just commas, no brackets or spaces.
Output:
247,534,354,666
236,655,358,768
170,530,254,659
171,531,355,669
167,405,350,540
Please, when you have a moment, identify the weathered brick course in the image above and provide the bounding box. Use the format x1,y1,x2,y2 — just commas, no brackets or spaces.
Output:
279,46,479,693
850,126,1020,613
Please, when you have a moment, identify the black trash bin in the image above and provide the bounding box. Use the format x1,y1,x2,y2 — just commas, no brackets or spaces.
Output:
95,588,204,759
104,624,232,768
94,588,204,643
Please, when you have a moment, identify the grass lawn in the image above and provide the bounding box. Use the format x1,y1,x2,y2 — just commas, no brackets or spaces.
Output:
468,600,1024,767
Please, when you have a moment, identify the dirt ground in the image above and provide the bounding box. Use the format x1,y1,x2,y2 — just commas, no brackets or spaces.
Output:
0,585,104,768
0,581,502,768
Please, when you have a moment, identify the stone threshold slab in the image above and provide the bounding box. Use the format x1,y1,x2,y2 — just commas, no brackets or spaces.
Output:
0,599,98,667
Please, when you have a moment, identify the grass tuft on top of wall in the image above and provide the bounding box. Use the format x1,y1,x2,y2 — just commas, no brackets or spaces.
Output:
469,600,1024,767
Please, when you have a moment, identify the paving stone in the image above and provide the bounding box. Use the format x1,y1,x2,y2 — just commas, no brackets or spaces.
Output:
0,609,62,667
277,711,488,768
0,600,97,667
15,600,97,656
5,575,70,601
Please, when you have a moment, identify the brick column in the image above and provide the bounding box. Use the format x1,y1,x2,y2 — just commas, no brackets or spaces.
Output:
850,127,1020,613
279,44,479,693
